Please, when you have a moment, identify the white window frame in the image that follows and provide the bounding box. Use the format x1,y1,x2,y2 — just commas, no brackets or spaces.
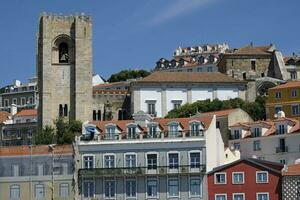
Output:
21,97,26,106
10,184,20,199
232,172,245,184
82,154,95,169
12,164,19,177
103,177,116,199
124,177,137,199
214,172,227,184
233,193,245,200
189,175,202,198
291,104,300,115
124,152,137,168
215,193,227,200
12,98,17,105
189,150,202,172
103,153,116,168
146,152,159,174
82,180,95,198
146,176,159,199
35,184,45,198
4,99,9,107
256,192,269,200
167,176,180,198
256,171,269,183
59,183,69,197
167,151,180,173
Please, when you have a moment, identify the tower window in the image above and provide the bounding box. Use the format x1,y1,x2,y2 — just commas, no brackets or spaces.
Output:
64,104,68,117
59,104,63,117
59,42,69,63
251,60,256,71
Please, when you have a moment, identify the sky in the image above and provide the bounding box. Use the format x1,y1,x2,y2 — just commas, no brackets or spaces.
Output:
0,0,299,86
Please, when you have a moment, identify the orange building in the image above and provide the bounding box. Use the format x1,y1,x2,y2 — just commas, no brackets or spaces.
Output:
266,81,300,119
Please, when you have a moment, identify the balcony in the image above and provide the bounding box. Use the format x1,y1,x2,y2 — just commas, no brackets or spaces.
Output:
276,146,288,153
78,165,206,178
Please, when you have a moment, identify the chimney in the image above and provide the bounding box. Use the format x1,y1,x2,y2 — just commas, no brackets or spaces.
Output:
11,104,18,116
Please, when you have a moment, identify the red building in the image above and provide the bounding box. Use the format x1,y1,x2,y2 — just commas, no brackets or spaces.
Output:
207,158,283,200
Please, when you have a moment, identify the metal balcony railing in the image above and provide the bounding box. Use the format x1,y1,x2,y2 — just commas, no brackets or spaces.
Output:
78,165,206,178
276,146,288,153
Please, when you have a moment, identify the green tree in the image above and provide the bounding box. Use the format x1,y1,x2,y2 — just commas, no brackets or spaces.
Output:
107,69,150,82
34,126,55,145
165,97,266,120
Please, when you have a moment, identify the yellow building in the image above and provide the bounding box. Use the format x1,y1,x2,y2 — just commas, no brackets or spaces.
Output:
266,81,300,119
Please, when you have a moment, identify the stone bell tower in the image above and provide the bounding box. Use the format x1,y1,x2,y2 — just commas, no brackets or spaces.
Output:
37,13,92,129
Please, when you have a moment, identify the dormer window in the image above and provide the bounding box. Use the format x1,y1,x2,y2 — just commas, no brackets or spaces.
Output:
233,129,241,139
190,122,202,136
168,122,179,137
276,124,287,135
127,125,137,139
198,56,205,64
148,124,158,138
253,127,261,137
106,126,118,140
208,55,215,63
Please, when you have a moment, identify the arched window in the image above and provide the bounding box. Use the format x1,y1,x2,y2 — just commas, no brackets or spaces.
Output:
10,184,20,199
64,104,68,117
59,42,69,63
59,104,63,117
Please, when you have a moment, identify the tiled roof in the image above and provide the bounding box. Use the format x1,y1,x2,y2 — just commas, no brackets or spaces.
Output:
0,144,73,156
231,45,273,55
0,111,10,123
269,81,300,90
92,116,213,135
15,109,37,117
208,158,284,174
93,89,128,95
282,163,300,176
197,108,238,117
136,72,243,83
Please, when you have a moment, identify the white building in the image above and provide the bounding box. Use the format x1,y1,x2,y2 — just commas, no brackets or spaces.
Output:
74,112,225,200
228,114,300,165
131,72,246,117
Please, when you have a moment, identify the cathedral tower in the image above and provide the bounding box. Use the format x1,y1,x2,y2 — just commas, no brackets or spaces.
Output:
37,13,92,128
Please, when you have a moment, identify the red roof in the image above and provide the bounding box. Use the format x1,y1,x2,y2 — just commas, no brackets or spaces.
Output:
269,81,300,90
198,108,238,117
0,111,10,123
15,109,37,117
0,144,73,156
282,163,300,176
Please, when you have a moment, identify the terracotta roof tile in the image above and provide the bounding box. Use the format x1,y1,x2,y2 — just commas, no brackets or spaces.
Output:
0,111,10,123
232,45,273,55
136,72,243,83
269,81,300,90
198,108,238,117
0,144,73,156
282,163,300,176
15,109,37,117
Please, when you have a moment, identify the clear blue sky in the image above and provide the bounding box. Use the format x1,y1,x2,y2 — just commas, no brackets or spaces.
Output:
0,0,299,86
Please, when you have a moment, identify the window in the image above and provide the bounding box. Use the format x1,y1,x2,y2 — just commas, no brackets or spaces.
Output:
190,176,202,197
83,155,94,169
197,67,202,72
127,126,137,139
147,154,158,170
279,158,286,164
125,154,136,168
275,91,282,99
214,173,226,184
253,140,261,151
147,102,156,115
168,177,179,197
59,183,69,197
291,71,297,80
104,179,115,198
148,125,158,138
277,124,286,135
147,178,158,198
35,184,44,198
190,152,201,169
234,143,240,150
83,181,94,198
278,138,287,153
29,86,35,91
93,110,101,121
10,184,20,199
64,104,68,117
59,104,63,117
106,126,118,140
257,193,269,200
233,193,245,200
21,97,26,106
4,99,9,107
215,194,227,200
292,89,298,97
232,172,244,184
207,66,213,72
28,96,34,104
12,98,17,105
22,87,27,91
256,171,268,183
253,127,261,137
168,153,179,170
292,104,300,115
187,69,193,72
37,163,44,176
169,123,179,137
251,60,256,71
59,42,69,63
104,155,115,168
125,178,136,198
233,130,241,139
190,122,200,136
12,164,19,177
